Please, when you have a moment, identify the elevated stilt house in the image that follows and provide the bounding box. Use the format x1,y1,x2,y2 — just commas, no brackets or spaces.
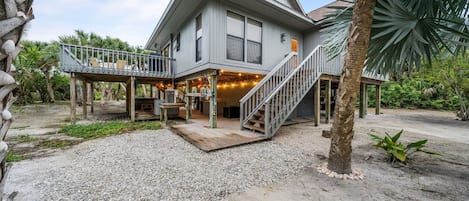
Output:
60,0,385,138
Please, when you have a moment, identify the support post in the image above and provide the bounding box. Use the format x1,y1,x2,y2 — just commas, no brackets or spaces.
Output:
314,79,321,126
70,73,76,124
359,83,367,118
90,82,94,113
126,81,130,113
325,79,331,124
83,81,88,119
185,80,192,121
130,77,136,122
209,75,217,128
375,84,381,115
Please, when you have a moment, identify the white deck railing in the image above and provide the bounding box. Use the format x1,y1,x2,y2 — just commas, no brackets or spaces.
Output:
60,44,175,78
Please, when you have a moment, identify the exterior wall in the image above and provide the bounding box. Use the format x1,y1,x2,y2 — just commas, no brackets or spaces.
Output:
302,27,323,59
206,0,304,75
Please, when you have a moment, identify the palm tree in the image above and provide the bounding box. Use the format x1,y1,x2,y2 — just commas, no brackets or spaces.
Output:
0,0,34,196
323,0,469,174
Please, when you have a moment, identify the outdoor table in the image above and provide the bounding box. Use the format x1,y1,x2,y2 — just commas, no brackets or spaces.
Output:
160,103,185,125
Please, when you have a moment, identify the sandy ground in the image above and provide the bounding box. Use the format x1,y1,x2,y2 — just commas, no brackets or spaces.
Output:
4,104,469,200
229,110,469,201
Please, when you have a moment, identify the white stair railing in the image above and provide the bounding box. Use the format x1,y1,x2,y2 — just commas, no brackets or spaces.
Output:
263,45,342,137
240,52,298,129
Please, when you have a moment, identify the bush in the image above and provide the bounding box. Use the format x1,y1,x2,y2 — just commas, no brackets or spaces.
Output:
368,130,438,164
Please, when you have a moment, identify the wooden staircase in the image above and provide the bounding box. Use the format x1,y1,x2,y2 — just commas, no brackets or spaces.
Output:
240,45,343,138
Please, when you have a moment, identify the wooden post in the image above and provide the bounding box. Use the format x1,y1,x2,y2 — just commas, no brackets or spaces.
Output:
359,83,367,118
185,80,192,121
130,77,136,122
325,79,331,124
90,82,94,113
375,84,381,115
209,75,217,128
83,81,88,119
70,73,76,124
314,79,321,126
125,81,128,113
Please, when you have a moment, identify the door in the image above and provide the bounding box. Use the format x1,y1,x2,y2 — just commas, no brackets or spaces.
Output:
291,39,298,52
291,39,298,67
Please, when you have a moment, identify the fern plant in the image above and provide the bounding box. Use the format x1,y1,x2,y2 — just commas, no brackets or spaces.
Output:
368,130,438,163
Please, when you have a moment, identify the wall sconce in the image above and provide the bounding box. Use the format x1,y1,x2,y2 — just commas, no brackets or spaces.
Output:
281,33,286,43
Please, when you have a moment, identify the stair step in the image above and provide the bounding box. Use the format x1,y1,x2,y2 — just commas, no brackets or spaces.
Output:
253,113,264,118
243,124,265,133
249,119,265,125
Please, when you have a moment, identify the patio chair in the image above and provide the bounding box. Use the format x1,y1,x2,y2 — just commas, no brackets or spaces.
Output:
117,60,126,70
89,58,99,68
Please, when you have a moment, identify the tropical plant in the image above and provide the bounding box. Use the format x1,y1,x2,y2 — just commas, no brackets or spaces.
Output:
15,41,60,103
323,0,469,174
368,130,438,164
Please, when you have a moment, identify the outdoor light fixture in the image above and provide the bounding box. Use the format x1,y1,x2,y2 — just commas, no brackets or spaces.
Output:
281,33,286,43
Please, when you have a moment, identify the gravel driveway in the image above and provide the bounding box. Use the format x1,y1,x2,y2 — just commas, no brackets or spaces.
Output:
5,129,311,200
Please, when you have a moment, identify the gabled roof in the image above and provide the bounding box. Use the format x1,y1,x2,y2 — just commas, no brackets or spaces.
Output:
289,0,306,14
307,1,352,22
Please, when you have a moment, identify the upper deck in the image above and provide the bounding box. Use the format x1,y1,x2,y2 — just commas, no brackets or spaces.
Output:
60,44,176,81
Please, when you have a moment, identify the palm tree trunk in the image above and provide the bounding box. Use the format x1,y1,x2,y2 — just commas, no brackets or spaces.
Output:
328,0,376,174
44,69,55,103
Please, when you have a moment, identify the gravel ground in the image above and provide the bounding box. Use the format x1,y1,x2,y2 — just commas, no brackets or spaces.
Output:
5,129,312,200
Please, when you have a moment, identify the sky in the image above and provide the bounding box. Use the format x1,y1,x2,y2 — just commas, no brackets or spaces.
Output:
24,0,335,47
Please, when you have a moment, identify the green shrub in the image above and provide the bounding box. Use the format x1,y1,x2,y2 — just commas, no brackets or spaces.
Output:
368,130,438,164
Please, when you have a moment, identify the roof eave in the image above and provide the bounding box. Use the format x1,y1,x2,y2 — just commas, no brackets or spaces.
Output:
265,0,315,28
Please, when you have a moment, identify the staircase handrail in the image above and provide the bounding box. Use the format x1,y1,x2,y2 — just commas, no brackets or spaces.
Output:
263,45,342,137
239,52,298,128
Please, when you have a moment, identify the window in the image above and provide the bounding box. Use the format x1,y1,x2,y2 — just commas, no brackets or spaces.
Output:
196,15,202,62
227,12,244,61
226,11,262,64
247,19,262,64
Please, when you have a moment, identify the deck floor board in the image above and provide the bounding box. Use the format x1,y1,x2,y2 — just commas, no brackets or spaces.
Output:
170,123,266,152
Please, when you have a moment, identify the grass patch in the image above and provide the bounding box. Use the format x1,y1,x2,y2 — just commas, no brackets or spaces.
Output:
16,135,40,143
38,140,78,149
60,121,161,139
6,152,25,162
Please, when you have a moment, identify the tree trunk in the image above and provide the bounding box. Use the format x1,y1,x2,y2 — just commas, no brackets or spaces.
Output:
327,0,376,174
107,83,113,101
101,82,106,105
116,83,121,101
44,69,55,103
454,88,468,121
142,84,147,97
